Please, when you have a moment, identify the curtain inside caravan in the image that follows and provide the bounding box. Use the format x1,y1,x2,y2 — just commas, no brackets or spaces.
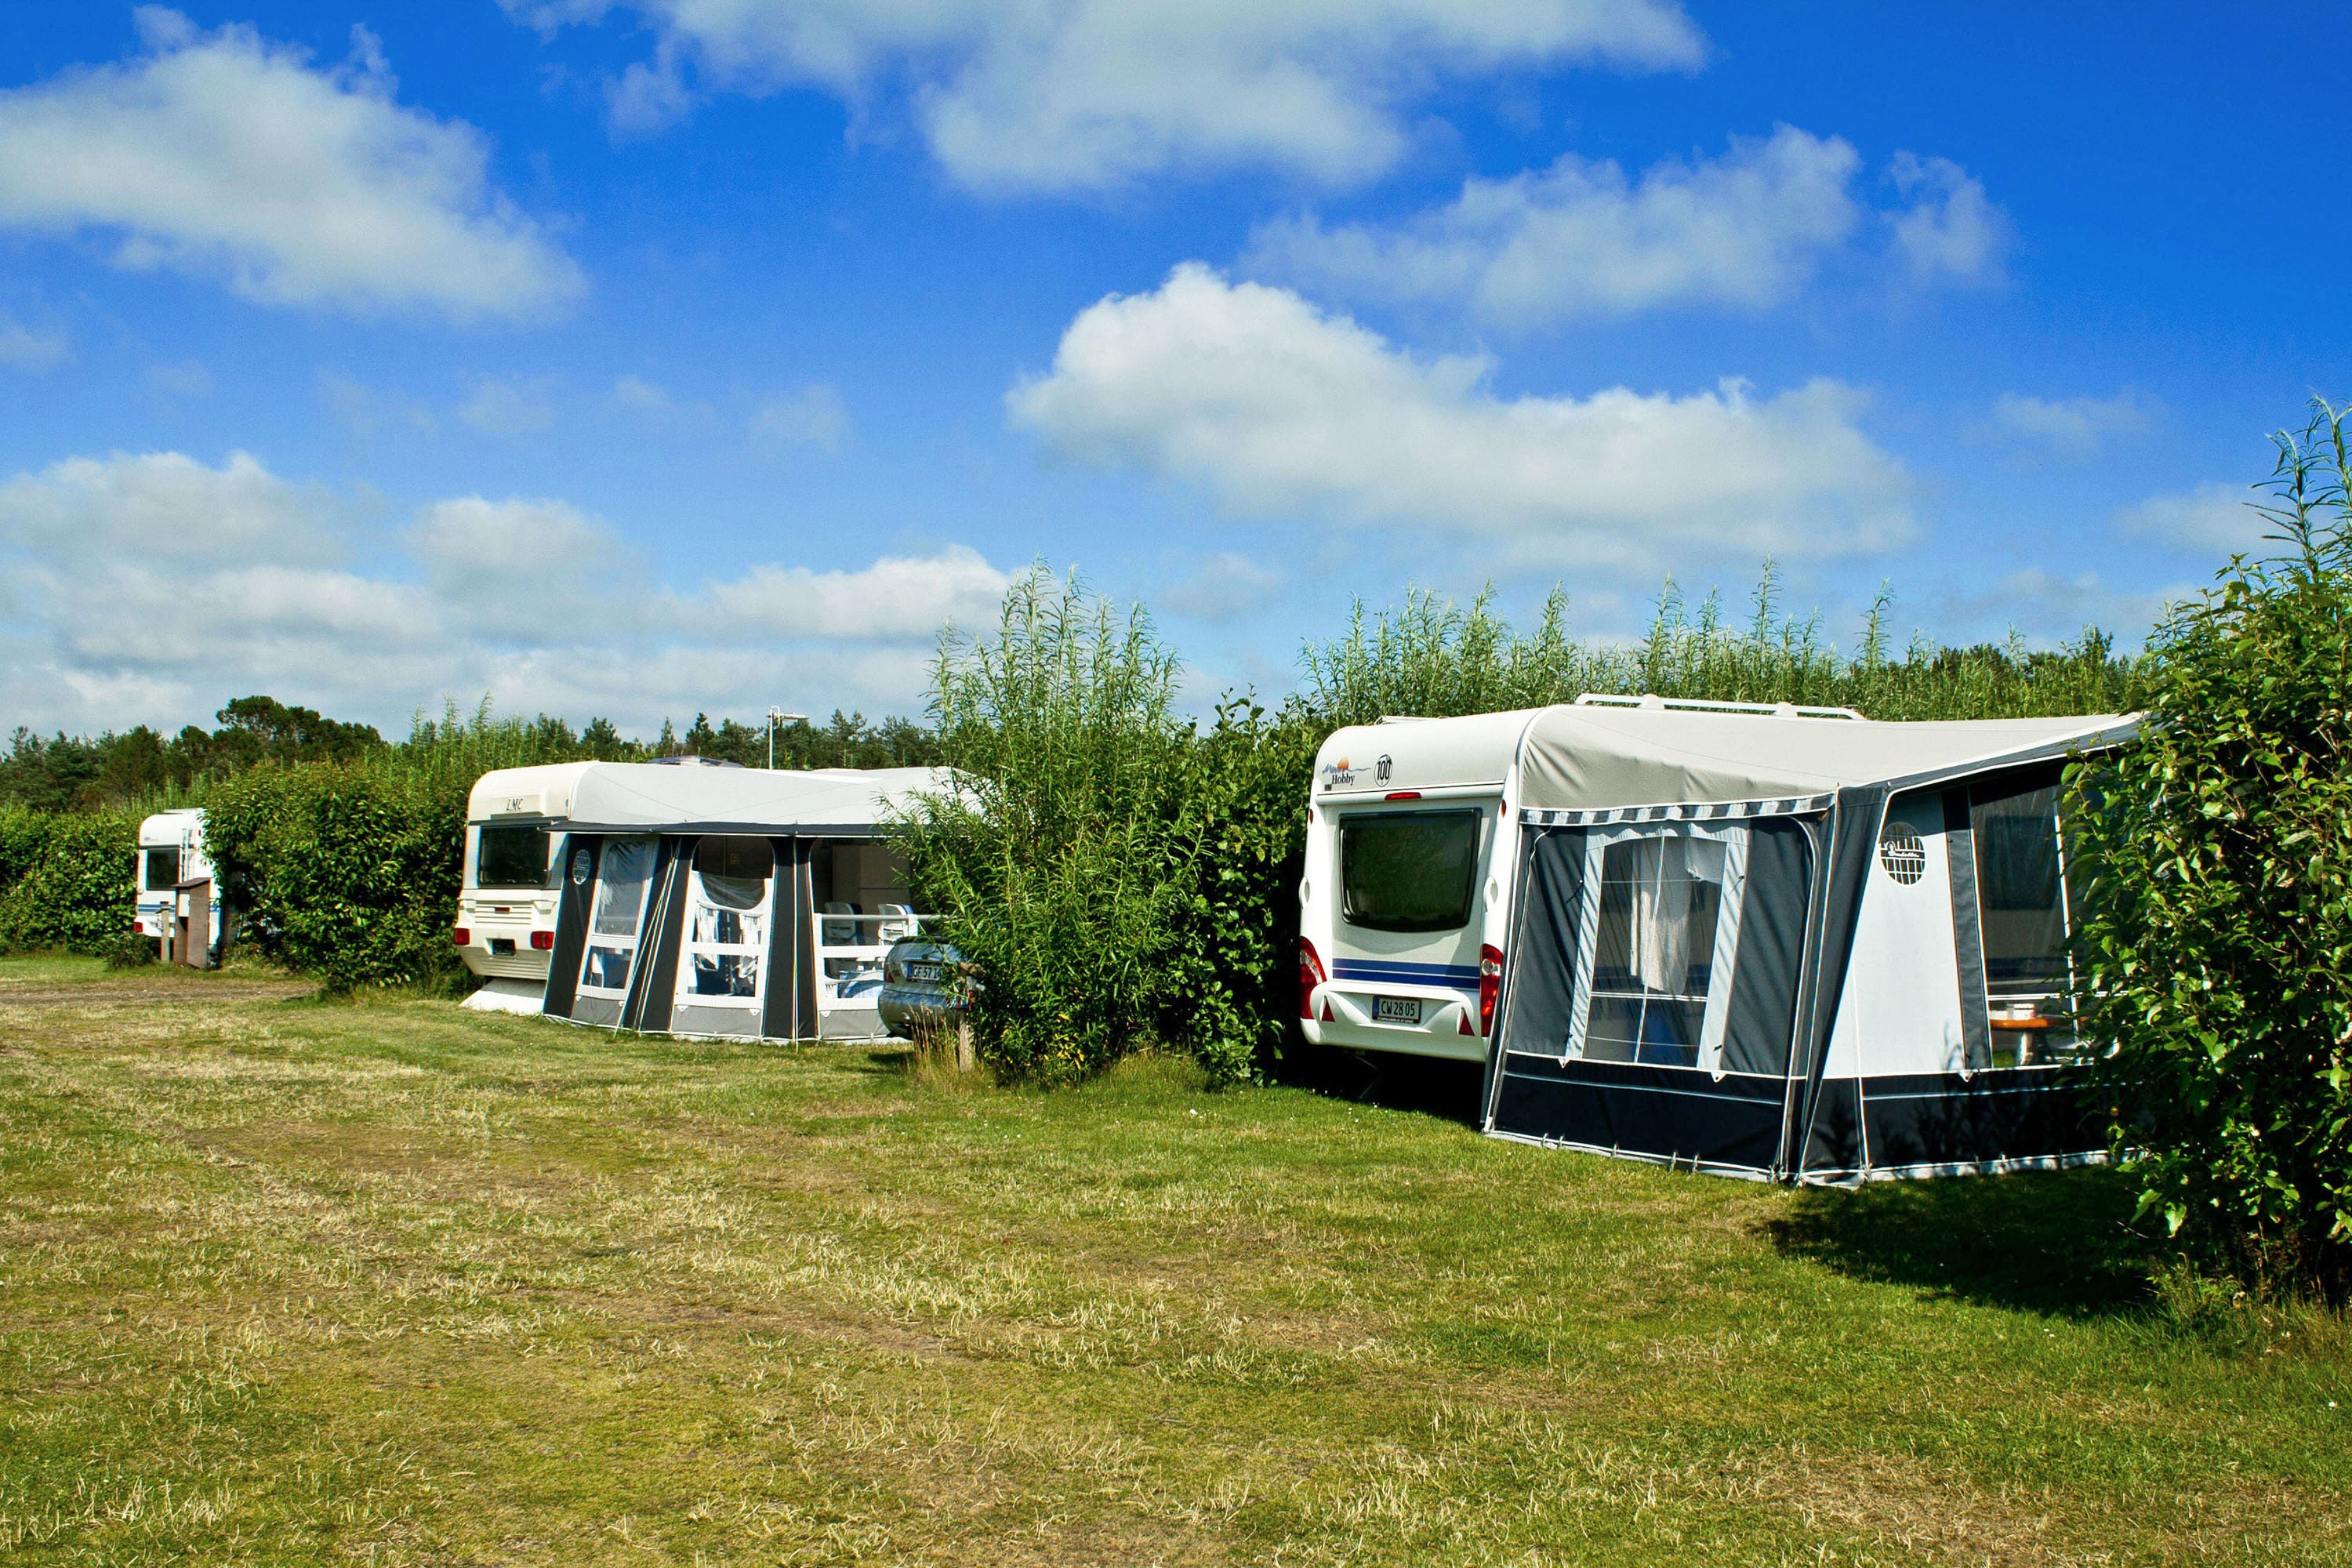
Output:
1581,836,1729,1067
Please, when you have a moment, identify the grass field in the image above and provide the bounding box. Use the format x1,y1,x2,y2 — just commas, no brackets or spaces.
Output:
2,956,2347,1565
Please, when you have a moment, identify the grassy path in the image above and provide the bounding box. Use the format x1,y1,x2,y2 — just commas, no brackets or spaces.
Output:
2,956,2346,1564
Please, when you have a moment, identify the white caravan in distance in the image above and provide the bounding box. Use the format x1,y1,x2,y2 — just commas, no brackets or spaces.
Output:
133,808,221,962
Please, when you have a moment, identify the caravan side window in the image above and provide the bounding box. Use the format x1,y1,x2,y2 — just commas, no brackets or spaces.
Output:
579,839,657,995
1563,825,1748,1071
1339,810,1481,932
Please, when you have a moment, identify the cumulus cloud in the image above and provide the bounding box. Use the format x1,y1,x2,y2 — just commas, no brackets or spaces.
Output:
320,370,437,437
0,314,69,370
0,10,582,319
751,384,851,452
1163,552,1287,622
459,376,557,435
1248,129,2005,327
1009,265,1911,568
1987,389,2158,455
702,546,1012,637
147,358,212,398
2115,481,2263,554
0,448,345,563
503,0,1706,191
1249,125,1860,327
1888,151,2006,285
0,448,1014,734
1936,568,2193,647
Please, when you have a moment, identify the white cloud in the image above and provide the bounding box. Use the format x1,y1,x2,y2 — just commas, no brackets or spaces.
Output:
0,448,343,563
504,0,1707,191
751,384,851,452
612,374,673,412
1888,151,2006,285
0,314,69,370
702,546,1012,638
320,370,437,437
1249,125,1863,328
1937,568,2192,647
0,10,582,319
1009,265,1912,568
147,358,212,398
1249,130,2007,327
1163,552,1286,622
0,448,1014,734
459,376,557,436
2115,481,2263,554
1987,390,2157,455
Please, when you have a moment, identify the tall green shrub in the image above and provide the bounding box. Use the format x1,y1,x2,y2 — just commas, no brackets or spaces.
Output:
898,569,1221,1082
202,765,466,993
0,808,136,954
2071,399,2352,1301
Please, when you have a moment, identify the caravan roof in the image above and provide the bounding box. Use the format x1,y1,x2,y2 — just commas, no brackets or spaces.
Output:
1313,700,2138,814
561,763,953,835
138,808,205,848
1517,704,2137,813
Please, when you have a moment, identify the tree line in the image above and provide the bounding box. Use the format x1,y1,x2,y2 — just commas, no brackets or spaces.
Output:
1,697,943,813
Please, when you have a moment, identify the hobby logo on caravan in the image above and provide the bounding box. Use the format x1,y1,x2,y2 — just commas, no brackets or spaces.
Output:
1320,757,1356,787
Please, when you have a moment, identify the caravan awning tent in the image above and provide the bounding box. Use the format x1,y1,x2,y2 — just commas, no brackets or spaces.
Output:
1513,706,2137,816
1461,701,2138,1182
535,763,954,1043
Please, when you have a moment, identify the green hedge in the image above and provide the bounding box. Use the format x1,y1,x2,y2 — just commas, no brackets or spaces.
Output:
0,808,138,954
201,766,468,993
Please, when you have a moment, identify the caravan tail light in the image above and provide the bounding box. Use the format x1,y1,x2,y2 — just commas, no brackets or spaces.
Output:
452,927,470,947
1478,944,1503,1036
530,930,554,951
1299,937,1327,1019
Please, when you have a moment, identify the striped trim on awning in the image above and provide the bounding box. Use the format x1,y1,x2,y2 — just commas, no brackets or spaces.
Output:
1519,793,1835,828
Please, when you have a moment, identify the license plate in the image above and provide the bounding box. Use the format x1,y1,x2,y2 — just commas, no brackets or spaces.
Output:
1374,996,1421,1025
906,961,946,982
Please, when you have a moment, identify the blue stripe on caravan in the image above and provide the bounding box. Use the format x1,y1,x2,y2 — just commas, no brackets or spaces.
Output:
1333,959,1479,984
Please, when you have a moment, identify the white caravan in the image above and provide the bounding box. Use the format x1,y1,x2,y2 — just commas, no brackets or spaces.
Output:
535,762,949,1040
134,808,221,963
1301,695,2139,1181
458,762,597,1011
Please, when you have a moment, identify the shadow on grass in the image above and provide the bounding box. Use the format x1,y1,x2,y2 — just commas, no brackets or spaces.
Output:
1759,1166,2158,1318
1275,1044,1486,1127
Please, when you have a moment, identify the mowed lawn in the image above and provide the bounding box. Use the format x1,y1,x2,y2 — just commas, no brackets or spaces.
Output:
2,958,2347,1566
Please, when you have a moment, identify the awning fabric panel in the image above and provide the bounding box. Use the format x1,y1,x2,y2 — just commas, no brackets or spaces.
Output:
1517,707,2136,814
564,764,953,834
1485,820,1809,1176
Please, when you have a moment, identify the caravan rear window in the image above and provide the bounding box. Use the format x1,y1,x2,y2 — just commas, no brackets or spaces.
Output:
143,847,179,891
1340,810,1480,932
476,823,551,888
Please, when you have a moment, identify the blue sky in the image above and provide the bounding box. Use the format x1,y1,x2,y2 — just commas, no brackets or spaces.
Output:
2,2,2345,736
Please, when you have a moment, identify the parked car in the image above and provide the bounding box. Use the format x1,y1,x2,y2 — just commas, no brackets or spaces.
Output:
877,938,968,1039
